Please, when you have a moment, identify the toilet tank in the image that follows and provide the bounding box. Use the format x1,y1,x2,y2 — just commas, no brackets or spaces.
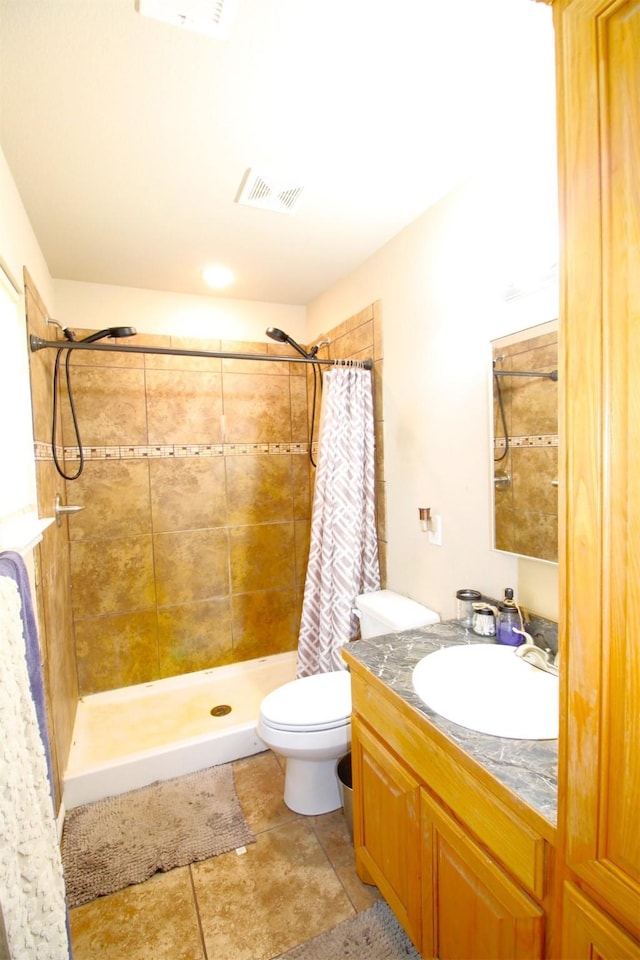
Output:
355,589,440,639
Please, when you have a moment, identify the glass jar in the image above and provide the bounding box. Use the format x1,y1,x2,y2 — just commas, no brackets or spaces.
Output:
496,606,524,645
455,589,481,628
472,605,497,637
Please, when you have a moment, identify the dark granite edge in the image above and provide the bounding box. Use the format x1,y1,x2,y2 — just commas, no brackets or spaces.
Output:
345,621,558,828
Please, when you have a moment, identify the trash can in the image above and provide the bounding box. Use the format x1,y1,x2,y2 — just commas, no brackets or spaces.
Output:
336,753,353,842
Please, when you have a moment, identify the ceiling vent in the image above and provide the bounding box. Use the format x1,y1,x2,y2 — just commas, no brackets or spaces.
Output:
136,0,237,39
235,169,304,215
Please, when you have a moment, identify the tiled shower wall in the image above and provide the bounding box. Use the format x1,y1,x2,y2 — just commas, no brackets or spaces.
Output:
492,327,558,562
25,282,384,748
59,334,312,694
57,301,383,696
25,270,78,812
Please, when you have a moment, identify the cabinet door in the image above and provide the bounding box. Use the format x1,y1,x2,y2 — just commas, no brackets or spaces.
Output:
422,790,544,960
554,0,640,938
562,883,640,960
351,716,422,949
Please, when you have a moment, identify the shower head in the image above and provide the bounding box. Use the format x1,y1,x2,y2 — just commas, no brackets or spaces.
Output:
81,326,136,343
63,326,137,343
265,326,288,343
266,327,309,359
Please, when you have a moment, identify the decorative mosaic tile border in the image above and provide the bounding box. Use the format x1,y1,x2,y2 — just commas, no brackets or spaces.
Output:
34,441,62,461
34,441,309,461
494,435,558,449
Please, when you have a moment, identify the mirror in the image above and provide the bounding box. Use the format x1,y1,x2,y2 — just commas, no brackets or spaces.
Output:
491,320,558,563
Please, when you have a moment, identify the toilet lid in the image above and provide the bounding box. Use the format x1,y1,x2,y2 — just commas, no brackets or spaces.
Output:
260,671,352,732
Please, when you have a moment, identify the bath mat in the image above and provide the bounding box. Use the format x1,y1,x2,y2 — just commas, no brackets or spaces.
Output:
62,763,255,909
278,900,420,959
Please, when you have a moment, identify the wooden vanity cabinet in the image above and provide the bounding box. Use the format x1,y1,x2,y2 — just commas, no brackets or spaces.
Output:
561,884,640,960
552,0,640,954
422,791,543,960
346,662,554,960
352,717,422,947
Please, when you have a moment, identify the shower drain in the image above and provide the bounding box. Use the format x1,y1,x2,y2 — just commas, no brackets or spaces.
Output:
210,704,232,717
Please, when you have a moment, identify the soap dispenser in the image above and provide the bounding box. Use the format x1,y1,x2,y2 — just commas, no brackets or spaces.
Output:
496,588,524,646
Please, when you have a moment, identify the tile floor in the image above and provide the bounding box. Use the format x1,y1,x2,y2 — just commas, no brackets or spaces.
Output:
68,751,380,959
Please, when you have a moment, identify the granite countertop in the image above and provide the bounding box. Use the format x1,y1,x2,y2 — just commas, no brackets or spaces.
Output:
345,621,558,827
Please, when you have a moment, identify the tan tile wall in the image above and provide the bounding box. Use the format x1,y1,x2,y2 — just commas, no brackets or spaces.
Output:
308,301,386,585
55,335,312,694
492,330,558,562
25,292,383,749
24,270,79,812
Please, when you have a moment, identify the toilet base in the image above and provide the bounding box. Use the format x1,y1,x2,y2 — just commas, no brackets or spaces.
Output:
283,757,342,815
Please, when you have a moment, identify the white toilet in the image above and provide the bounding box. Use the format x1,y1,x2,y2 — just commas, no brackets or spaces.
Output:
257,589,440,815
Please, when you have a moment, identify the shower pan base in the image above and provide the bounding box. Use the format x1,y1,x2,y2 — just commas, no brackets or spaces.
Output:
63,651,297,809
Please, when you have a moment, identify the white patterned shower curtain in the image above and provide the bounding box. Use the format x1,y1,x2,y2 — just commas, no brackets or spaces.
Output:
296,365,380,677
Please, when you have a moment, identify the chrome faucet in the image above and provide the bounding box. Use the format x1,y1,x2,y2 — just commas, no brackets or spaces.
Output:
513,629,559,676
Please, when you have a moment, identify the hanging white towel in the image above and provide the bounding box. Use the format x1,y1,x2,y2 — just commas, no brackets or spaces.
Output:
0,574,70,959
296,366,380,677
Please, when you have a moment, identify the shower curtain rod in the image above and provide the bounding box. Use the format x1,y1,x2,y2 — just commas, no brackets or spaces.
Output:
493,369,558,381
29,336,373,370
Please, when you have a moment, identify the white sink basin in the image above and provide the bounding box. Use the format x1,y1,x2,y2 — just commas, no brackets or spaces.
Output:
412,643,558,740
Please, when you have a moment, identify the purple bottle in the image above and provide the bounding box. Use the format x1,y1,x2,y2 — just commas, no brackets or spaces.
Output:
496,588,524,646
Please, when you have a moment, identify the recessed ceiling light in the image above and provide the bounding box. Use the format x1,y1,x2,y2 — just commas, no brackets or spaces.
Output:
202,264,234,288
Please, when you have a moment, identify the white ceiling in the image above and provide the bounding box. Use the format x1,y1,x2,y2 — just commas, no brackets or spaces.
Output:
0,0,553,306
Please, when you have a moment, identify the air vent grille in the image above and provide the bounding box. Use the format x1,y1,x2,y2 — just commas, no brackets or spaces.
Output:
236,169,304,215
136,0,237,39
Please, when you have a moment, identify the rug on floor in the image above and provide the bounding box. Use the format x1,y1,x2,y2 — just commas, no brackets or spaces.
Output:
62,763,255,909
278,900,420,960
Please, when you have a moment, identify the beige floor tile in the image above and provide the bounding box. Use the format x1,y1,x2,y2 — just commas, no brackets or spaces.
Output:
334,861,382,912
309,808,382,912
68,753,384,959
192,818,355,960
69,867,204,960
307,808,353,868
233,750,297,833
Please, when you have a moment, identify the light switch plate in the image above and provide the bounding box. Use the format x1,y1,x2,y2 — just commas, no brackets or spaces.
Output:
428,514,442,546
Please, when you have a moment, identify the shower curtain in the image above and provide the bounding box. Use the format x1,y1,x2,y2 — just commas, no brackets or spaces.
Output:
296,366,380,677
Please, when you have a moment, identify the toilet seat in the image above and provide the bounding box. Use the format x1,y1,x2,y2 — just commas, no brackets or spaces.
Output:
259,670,351,732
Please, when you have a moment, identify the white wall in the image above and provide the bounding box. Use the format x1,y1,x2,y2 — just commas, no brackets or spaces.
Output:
307,5,559,621
0,268,36,525
53,279,306,342
0,145,54,537
0,147,54,307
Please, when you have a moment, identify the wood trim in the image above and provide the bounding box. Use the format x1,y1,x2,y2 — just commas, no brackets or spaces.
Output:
555,0,640,939
555,0,605,873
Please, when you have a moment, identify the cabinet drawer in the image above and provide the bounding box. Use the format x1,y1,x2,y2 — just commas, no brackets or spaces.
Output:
351,672,547,900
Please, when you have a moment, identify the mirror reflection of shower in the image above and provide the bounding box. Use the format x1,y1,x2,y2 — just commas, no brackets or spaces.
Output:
52,326,137,480
490,320,558,563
